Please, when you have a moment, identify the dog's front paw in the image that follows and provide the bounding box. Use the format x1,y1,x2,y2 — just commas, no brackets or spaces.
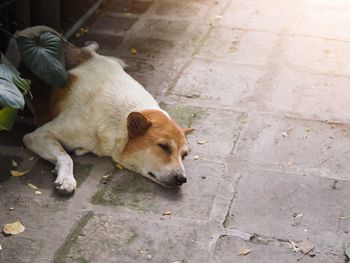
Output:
54,176,77,195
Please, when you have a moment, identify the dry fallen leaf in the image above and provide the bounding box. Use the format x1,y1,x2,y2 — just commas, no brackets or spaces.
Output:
162,211,172,216
281,132,288,137
29,156,34,161
27,183,38,190
193,156,199,160
115,163,123,170
130,48,138,54
10,170,30,177
299,240,314,254
11,160,18,167
338,216,349,220
305,127,310,132
289,240,299,252
0,244,2,251
173,261,184,263
35,190,42,195
197,140,208,145
2,221,25,235
287,160,293,166
294,213,303,219
239,248,251,256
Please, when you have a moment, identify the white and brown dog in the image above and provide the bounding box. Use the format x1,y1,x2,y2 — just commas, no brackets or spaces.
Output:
8,26,190,194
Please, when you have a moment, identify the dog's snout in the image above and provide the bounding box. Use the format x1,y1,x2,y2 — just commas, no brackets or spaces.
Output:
175,174,187,185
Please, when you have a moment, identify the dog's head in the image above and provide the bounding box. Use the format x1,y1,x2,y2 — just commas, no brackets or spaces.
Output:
120,109,191,187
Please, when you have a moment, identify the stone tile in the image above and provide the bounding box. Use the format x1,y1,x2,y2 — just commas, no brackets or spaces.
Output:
130,18,208,54
117,37,177,59
56,213,210,263
153,1,202,19
282,35,350,76
225,168,350,252
91,14,137,34
263,68,350,122
104,0,152,15
293,0,350,41
171,58,265,107
92,160,225,219
0,157,94,262
213,235,345,263
120,56,185,95
234,114,350,180
198,27,279,66
219,0,300,33
160,103,247,158
73,32,123,51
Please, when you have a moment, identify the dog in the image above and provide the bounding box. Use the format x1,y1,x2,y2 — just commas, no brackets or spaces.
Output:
7,26,191,195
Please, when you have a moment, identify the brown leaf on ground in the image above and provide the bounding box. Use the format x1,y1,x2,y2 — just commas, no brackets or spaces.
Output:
27,183,38,190
239,248,251,256
2,221,25,235
10,170,30,177
130,48,138,54
293,213,303,219
11,160,18,167
197,140,208,145
289,240,299,252
299,240,315,254
162,211,172,216
115,163,124,170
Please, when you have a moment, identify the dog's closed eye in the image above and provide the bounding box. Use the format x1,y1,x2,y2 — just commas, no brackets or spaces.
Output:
158,143,172,154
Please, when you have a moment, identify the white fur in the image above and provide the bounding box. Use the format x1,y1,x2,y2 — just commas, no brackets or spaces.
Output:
23,52,169,194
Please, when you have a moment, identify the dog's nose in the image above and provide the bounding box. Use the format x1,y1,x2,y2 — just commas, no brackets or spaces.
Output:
175,174,187,185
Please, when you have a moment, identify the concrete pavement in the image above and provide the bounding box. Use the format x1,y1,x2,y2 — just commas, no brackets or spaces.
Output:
1,0,350,262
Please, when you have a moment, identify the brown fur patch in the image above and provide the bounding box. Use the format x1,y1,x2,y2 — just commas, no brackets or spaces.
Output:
50,74,77,119
122,110,187,166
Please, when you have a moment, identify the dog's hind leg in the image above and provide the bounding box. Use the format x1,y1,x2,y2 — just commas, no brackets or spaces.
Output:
23,128,77,195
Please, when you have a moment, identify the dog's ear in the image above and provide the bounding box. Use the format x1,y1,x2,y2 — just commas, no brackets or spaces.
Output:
183,127,195,136
127,112,152,139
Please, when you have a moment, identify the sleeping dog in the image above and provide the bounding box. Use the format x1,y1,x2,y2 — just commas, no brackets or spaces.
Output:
8,26,190,194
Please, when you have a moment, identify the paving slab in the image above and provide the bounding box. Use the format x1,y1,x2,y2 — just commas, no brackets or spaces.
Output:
282,35,350,76
233,113,350,180
224,168,350,255
92,160,225,219
219,0,300,33
213,235,346,263
0,158,95,263
160,103,247,159
170,58,265,108
261,68,350,122
55,213,211,263
293,0,350,42
197,27,280,67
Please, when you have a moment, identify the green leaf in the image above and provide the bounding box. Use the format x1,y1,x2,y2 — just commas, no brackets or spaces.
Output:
16,31,68,87
13,77,31,95
0,78,24,109
0,53,20,81
0,107,18,131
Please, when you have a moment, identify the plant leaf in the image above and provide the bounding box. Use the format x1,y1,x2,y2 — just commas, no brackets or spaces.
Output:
16,32,68,87
0,78,24,109
13,77,31,94
0,107,18,130
0,53,20,81
0,54,25,109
